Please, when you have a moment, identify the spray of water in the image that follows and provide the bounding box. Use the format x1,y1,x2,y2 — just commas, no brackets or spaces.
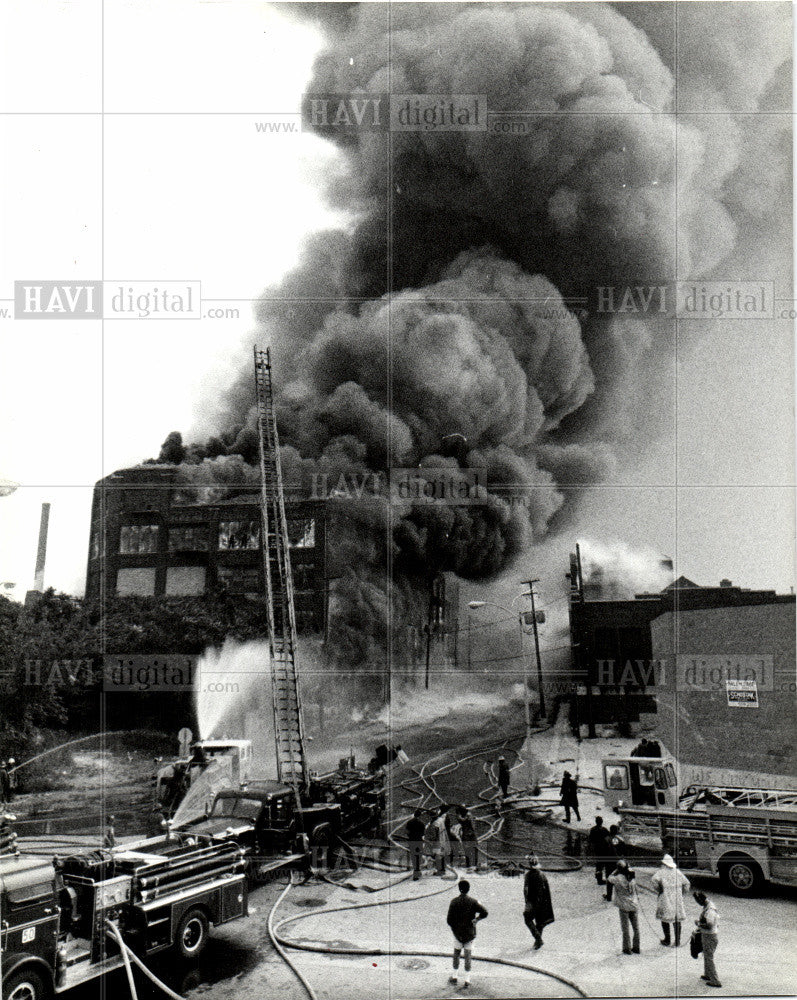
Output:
195,638,271,741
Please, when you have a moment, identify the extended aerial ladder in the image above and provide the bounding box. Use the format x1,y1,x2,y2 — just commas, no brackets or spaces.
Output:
254,347,308,802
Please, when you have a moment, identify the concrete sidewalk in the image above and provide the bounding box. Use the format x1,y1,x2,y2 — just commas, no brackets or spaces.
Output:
281,866,796,999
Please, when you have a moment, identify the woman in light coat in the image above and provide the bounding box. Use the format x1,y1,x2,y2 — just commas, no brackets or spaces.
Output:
650,853,690,946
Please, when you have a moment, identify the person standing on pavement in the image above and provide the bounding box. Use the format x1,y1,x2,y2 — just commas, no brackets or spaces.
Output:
429,805,451,875
607,859,641,954
0,762,9,806
497,756,511,798
693,891,722,988
103,815,116,849
406,809,427,880
601,826,621,901
6,759,16,800
456,805,479,870
588,817,612,887
446,879,488,990
650,853,690,946
523,855,554,949
559,770,581,822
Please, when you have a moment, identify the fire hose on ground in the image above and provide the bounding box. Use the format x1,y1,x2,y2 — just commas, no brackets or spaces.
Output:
388,729,583,874
269,876,590,999
106,920,185,1000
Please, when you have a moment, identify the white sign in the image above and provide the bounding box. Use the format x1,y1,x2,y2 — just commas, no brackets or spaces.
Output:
726,678,758,708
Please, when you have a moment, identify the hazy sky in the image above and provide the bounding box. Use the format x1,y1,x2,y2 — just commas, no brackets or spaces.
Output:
0,1,793,602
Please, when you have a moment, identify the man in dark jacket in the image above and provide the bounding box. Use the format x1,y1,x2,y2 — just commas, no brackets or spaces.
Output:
446,879,488,989
588,816,613,885
0,763,9,806
497,756,511,798
523,855,554,949
406,809,426,880
603,825,624,900
560,771,581,822
456,805,479,870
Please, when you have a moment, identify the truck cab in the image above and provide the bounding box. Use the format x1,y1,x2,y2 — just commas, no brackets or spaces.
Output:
156,739,253,814
602,756,679,810
1,854,60,1000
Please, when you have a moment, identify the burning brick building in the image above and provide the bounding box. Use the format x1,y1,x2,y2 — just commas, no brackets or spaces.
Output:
85,466,326,632
85,466,460,659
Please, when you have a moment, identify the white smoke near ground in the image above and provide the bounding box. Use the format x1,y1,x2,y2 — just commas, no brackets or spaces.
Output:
579,538,673,598
375,688,511,728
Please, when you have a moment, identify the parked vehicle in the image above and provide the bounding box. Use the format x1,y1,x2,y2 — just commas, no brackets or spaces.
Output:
1,835,247,999
602,755,797,894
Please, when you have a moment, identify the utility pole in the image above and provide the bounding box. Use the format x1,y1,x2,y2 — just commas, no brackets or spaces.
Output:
424,576,435,690
522,579,546,720
574,543,596,739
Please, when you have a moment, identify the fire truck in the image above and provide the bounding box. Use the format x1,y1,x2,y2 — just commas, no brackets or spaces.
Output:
1,835,248,1000
181,762,386,877
602,754,797,894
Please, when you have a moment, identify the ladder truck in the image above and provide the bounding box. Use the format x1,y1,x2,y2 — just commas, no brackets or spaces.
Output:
602,755,797,894
182,351,386,870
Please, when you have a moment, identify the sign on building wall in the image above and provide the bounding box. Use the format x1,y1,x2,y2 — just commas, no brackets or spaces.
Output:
726,678,759,708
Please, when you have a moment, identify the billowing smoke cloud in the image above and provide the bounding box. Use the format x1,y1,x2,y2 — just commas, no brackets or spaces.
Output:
579,538,674,598
156,2,789,669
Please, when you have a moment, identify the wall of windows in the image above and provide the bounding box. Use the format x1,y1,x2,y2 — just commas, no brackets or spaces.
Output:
217,566,261,595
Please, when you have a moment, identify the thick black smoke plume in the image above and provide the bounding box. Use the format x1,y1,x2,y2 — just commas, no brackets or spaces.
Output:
157,2,790,667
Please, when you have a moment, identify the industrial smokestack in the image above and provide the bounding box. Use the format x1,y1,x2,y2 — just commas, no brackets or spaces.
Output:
32,502,50,592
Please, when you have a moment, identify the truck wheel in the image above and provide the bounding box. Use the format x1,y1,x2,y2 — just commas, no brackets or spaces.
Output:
3,968,51,1000
175,908,209,959
720,855,764,895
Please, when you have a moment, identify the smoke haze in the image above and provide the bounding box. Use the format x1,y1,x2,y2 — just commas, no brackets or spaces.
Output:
153,2,790,666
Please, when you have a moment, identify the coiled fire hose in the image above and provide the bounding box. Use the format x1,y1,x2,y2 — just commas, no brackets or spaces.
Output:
270,877,590,998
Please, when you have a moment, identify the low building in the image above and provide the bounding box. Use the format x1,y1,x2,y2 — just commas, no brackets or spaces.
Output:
567,550,795,734
651,602,796,788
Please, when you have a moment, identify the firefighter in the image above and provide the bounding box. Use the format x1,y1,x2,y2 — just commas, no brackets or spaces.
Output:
103,816,116,849
0,761,9,805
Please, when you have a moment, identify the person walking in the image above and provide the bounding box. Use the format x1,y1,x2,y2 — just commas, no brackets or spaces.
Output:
693,891,722,987
650,853,690,946
607,859,640,954
406,809,426,880
497,756,511,798
446,879,488,989
523,855,554,949
559,771,580,822
588,817,612,887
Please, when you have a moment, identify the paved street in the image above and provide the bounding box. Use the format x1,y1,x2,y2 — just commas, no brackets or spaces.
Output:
133,860,795,1000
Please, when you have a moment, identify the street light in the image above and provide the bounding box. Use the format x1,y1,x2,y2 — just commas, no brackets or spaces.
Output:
467,594,544,738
